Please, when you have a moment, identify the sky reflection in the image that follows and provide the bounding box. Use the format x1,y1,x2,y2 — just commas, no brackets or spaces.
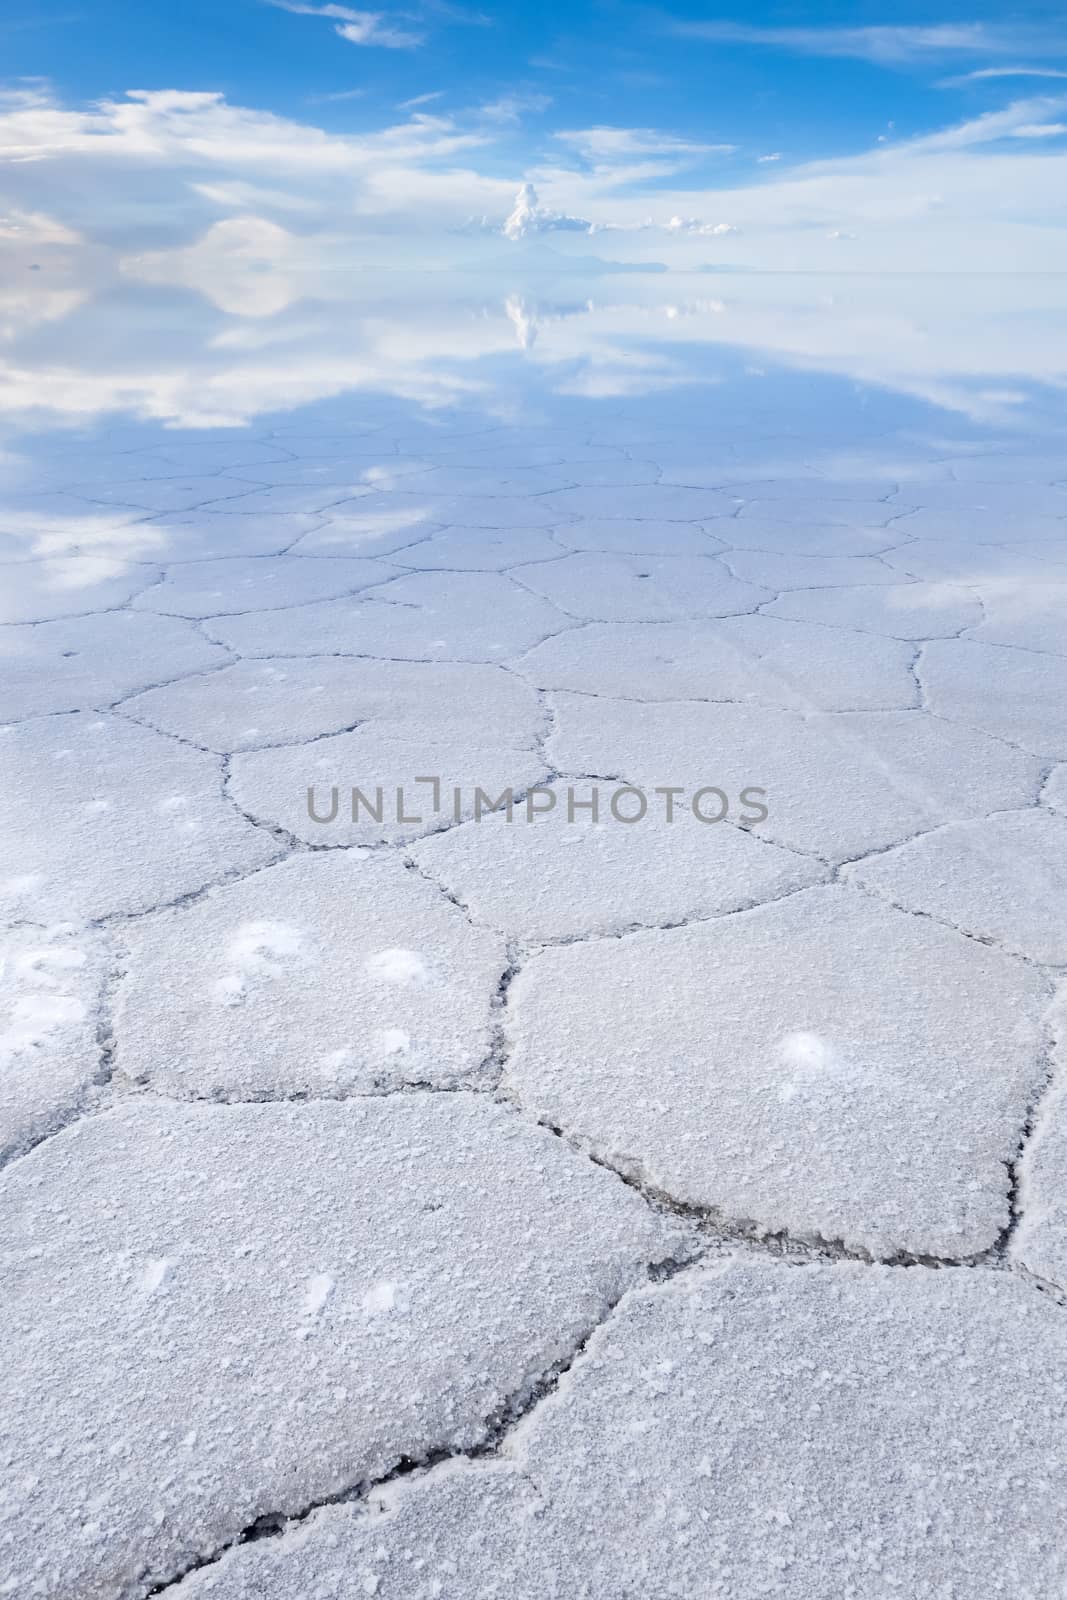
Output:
5,262,1067,437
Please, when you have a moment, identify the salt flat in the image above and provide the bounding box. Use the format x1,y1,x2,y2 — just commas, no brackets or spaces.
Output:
2,382,1065,1600
175,1264,1067,1600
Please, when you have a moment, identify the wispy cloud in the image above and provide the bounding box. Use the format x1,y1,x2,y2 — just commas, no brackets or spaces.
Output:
0,81,53,110
897,94,1067,150
479,92,552,125
306,86,367,103
545,126,735,194
1009,121,1067,137
939,65,1067,87
269,1,423,49
670,21,1051,67
555,126,732,162
399,90,444,109
417,0,490,24
0,89,502,242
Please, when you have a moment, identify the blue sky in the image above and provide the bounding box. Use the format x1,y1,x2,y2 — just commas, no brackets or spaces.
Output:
5,0,1067,176
2,5,1066,279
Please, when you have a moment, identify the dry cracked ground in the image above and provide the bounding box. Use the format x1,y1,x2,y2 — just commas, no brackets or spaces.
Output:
2,395,1066,1598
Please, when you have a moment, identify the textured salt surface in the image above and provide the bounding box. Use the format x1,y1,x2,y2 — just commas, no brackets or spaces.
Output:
175,1262,1067,1600
0,1097,675,1598
2,406,1065,1600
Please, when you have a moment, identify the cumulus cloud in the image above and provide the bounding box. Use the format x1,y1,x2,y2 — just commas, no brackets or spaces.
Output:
463,190,739,244
499,189,741,243
268,1,423,48
664,217,739,236
502,182,591,239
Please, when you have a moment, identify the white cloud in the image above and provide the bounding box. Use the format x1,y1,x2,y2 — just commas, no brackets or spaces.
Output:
545,127,735,197
897,94,1067,151
664,217,739,236
555,126,731,162
417,0,490,25
306,87,368,103
0,89,504,249
516,96,1067,276
757,152,781,163
269,1,423,49
502,181,590,239
939,65,1067,86
189,179,325,212
0,88,489,174
336,16,419,46
3,82,1067,285
479,93,552,125
670,21,1050,67
1009,122,1067,137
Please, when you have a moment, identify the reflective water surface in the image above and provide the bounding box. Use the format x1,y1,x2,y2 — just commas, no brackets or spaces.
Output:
5,265,1067,586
